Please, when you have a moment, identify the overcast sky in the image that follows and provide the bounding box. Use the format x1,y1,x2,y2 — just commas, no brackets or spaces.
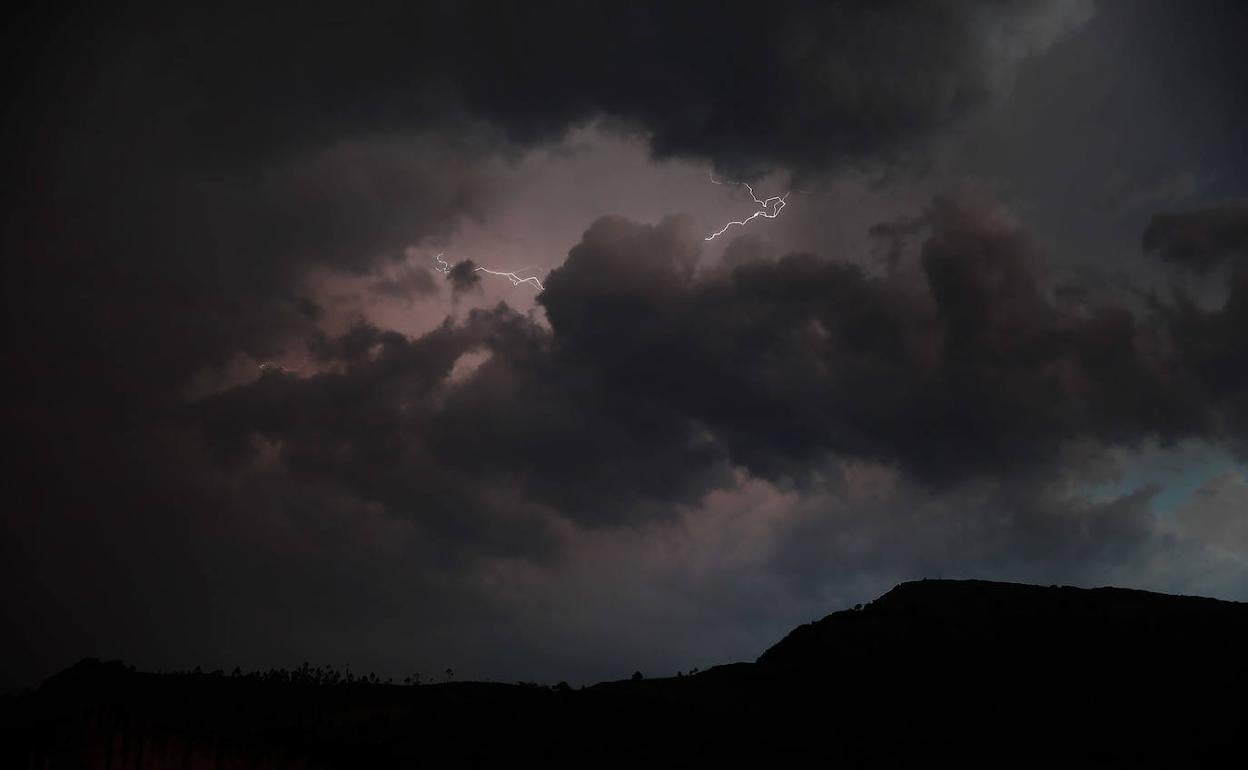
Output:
5,0,1248,691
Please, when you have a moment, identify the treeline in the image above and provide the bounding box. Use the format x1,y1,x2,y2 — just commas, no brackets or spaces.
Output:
162,661,415,687
164,661,595,690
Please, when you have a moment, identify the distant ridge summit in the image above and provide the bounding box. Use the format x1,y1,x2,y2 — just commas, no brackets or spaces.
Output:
759,579,1248,679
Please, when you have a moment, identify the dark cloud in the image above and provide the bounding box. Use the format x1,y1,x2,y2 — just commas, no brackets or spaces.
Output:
9,0,1248,697
5,0,1091,417
410,0,1093,179
1137,206,1248,452
24,1,1087,175
447,260,484,297
197,309,564,552
199,301,732,531
370,265,440,301
190,194,1225,545
551,198,1208,484
1155,269,1248,449
1143,203,1248,273
6,133,509,431
7,189,1248,693
7,0,1081,442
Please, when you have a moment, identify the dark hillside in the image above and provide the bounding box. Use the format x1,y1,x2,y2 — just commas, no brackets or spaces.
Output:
760,579,1248,682
7,580,1248,767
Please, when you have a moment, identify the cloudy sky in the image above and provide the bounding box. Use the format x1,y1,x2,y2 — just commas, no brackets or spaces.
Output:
5,0,1248,690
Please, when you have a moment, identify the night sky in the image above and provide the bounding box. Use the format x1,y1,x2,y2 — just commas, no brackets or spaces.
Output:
5,1,1248,691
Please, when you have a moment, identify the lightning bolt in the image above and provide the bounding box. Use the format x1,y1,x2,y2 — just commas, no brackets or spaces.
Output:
705,173,790,241
432,254,545,291
472,267,545,290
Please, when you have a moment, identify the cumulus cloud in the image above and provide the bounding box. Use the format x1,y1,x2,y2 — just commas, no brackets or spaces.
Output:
540,196,1212,484
8,1,1092,425
185,192,1245,553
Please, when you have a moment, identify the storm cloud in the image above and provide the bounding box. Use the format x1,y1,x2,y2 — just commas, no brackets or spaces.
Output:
5,0,1248,694
188,191,1238,546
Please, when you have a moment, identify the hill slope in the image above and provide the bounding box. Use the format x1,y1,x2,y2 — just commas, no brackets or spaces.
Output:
760,578,1248,679
7,579,1248,767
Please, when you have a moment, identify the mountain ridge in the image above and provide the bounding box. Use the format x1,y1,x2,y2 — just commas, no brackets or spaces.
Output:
8,578,1248,767
759,578,1248,671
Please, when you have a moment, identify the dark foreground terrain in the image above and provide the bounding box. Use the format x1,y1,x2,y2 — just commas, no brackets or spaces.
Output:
6,579,1248,767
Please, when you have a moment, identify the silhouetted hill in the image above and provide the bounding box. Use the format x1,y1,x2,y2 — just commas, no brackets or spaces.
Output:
760,579,1248,680
7,579,1248,767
